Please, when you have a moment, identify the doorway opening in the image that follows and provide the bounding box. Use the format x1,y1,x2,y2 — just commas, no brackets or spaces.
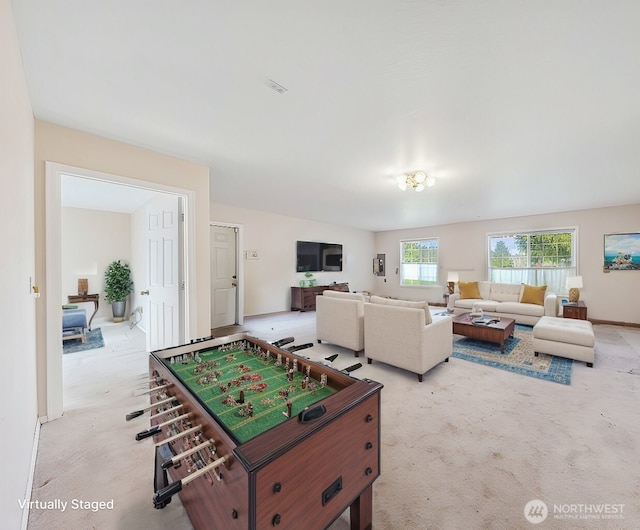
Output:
45,162,196,420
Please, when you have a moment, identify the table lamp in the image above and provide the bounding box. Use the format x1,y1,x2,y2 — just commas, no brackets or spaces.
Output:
566,276,583,303
447,271,459,295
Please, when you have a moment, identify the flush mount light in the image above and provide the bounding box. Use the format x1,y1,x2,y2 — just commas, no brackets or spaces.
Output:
397,171,436,192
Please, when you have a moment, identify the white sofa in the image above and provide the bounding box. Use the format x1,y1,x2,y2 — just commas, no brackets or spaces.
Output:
447,281,557,326
316,290,365,356
364,296,452,382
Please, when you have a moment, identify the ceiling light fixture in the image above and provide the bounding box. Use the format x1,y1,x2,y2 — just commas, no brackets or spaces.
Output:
397,171,436,192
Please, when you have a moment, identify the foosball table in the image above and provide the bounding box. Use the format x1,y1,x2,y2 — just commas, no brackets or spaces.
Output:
128,333,383,530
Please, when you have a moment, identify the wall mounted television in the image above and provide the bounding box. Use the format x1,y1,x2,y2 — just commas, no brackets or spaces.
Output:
296,241,343,272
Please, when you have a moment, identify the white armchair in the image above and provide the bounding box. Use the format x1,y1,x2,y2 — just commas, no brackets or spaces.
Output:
364,297,452,382
316,290,365,356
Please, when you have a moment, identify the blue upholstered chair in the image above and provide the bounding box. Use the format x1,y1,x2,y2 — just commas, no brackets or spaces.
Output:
62,308,87,343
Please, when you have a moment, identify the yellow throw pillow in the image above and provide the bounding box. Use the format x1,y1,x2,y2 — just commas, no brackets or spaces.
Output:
458,281,482,299
520,284,547,305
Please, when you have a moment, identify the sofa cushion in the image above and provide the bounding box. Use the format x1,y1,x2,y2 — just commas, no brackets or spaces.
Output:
458,281,482,299
322,290,364,301
454,299,499,312
520,284,547,305
496,301,544,317
489,283,522,302
370,295,432,324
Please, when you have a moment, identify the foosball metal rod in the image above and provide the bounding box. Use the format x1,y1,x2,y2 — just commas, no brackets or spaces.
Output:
126,396,179,421
153,424,201,447
135,383,172,396
161,439,215,470
149,403,183,420
135,412,192,441
153,455,228,508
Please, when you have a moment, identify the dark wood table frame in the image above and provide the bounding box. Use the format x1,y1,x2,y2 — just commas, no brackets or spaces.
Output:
67,293,100,330
452,313,515,353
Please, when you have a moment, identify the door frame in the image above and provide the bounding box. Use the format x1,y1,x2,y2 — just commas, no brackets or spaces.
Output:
209,221,244,326
45,162,196,421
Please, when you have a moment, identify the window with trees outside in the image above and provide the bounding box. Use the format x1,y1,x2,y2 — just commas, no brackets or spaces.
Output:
400,238,439,286
488,229,576,294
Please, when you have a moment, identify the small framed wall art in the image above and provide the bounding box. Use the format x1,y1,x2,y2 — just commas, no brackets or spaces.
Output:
603,233,640,271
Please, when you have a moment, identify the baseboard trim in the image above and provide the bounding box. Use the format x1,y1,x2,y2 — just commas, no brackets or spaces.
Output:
589,318,640,328
21,418,41,530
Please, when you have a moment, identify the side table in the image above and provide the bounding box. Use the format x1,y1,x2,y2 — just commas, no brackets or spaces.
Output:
67,293,100,330
562,300,587,320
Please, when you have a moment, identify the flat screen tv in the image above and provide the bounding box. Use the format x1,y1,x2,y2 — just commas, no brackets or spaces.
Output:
296,241,343,272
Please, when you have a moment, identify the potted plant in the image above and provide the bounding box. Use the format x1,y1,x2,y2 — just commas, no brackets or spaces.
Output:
305,271,317,287
104,260,133,322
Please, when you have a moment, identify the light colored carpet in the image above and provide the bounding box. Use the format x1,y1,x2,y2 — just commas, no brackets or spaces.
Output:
28,314,640,529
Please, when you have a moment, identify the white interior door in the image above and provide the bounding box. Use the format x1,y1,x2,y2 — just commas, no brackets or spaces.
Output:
211,225,238,329
147,194,181,350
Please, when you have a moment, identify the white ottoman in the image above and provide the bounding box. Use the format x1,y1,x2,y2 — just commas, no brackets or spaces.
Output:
533,316,594,367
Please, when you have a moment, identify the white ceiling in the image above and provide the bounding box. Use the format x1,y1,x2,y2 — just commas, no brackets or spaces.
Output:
12,1,640,231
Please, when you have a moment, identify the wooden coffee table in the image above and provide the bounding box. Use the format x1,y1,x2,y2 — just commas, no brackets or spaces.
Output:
452,313,516,354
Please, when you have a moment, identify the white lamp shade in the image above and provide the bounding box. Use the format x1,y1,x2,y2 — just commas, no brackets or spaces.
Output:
447,271,459,282
566,276,583,289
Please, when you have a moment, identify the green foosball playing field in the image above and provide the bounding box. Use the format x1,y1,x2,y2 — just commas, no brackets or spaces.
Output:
166,341,336,443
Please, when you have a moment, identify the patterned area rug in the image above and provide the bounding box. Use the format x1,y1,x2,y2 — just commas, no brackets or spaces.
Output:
452,324,572,385
63,328,105,354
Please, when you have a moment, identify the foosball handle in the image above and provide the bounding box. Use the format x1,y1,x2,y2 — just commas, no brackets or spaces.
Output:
135,425,161,441
273,336,294,347
342,362,362,374
126,410,144,421
153,480,183,508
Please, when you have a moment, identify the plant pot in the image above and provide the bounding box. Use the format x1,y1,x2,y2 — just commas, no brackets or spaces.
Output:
299,280,307,287
111,300,127,322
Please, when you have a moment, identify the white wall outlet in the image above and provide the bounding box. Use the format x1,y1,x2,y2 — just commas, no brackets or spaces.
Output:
246,249,259,260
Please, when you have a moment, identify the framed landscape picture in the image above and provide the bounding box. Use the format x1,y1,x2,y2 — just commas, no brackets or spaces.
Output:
603,233,640,271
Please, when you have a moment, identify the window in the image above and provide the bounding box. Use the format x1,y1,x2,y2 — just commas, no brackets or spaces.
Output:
488,229,576,294
400,238,439,286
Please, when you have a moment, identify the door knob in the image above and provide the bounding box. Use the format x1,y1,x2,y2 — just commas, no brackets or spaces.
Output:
140,290,150,295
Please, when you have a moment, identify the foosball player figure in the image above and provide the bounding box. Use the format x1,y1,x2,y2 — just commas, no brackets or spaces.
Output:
248,401,253,417
320,373,327,387
293,358,298,372
306,365,311,377
301,376,309,389
288,368,294,382
239,390,245,404
285,400,292,418
276,353,282,366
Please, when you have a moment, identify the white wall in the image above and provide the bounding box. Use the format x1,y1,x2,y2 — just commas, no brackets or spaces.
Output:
374,204,640,324
61,207,132,322
1,1,37,527
210,203,376,315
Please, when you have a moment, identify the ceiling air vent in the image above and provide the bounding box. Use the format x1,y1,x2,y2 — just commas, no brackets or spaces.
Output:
266,79,288,94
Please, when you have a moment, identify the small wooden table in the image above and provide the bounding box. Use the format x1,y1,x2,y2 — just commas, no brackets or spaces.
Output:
452,313,515,354
67,293,100,330
562,301,587,320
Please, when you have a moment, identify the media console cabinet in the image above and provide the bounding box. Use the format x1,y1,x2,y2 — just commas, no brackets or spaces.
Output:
290,283,350,311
